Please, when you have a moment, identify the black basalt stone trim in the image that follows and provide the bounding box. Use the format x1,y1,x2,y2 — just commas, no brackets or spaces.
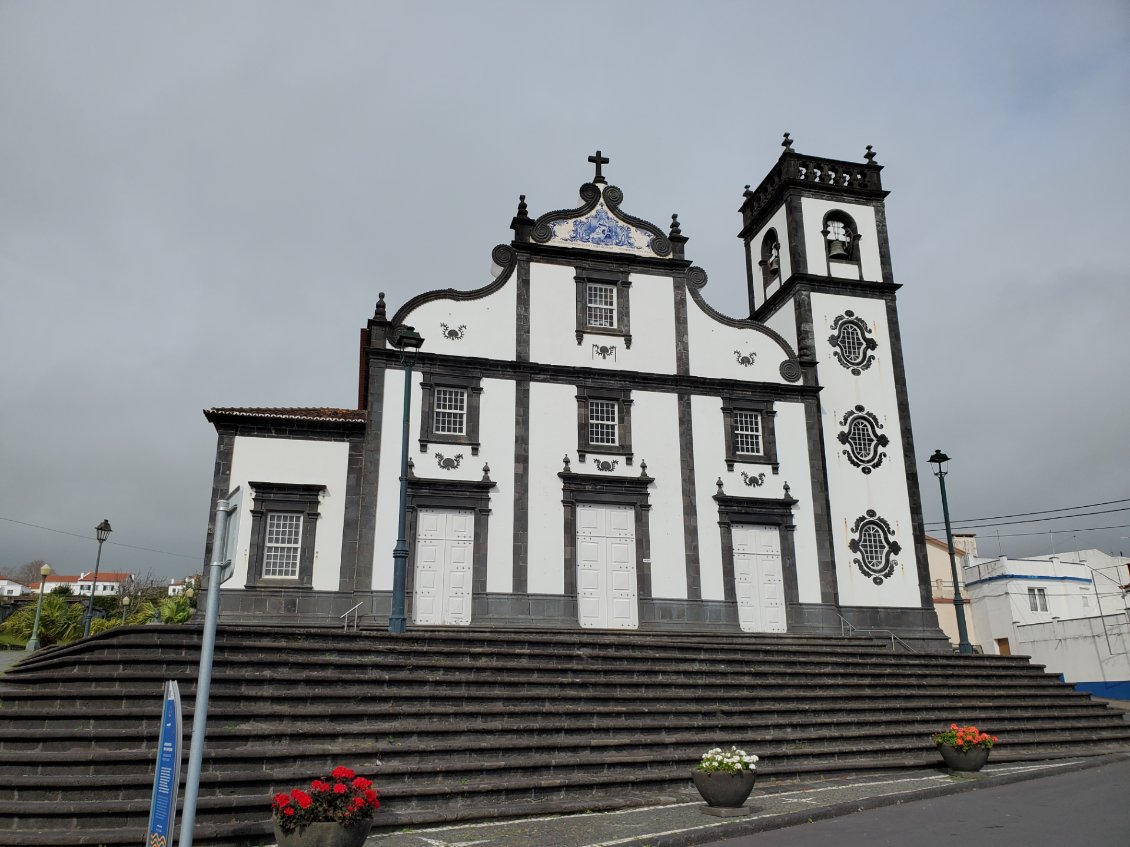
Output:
512,380,530,593
713,493,800,610
337,439,365,592
204,417,363,442
202,432,235,568
511,241,689,275
676,394,701,600
403,476,497,606
354,367,388,595
367,349,821,403
389,245,517,328
754,273,901,325
559,471,654,603
516,255,531,363
873,202,896,283
884,297,933,608
784,193,807,278
803,395,839,605
530,183,602,241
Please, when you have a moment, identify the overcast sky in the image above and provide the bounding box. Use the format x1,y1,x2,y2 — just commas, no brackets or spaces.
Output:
2,1,1128,583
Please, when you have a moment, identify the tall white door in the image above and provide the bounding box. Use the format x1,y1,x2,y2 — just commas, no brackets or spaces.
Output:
576,504,638,630
732,524,786,633
414,508,474,626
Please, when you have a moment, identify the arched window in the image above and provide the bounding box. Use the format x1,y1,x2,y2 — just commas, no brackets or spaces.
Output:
758,228,781,291
822,211,859,264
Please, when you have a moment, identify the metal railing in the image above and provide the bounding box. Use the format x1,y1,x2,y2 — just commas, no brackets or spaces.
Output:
341,601,364,632
836,613,917,653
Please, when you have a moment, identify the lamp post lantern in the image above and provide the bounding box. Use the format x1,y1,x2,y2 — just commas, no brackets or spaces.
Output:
26,563,53,651
389,325,424,634
81,519,113,638
121,594,131,624
928,450,973,654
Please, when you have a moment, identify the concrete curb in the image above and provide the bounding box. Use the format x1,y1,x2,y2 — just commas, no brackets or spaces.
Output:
644,753,1130,847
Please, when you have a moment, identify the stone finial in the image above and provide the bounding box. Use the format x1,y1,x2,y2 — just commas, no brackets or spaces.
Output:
716,477,724,494
374,292,387,320
407,457,416,478
562,454,572,472
668,214,682,238
482,463,491,481
639,460,648,477
864,145,877,165
742,184,754,200
781,132,794,151
511,195,534,242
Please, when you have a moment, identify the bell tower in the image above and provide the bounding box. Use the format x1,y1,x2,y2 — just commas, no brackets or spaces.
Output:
738,135,934,625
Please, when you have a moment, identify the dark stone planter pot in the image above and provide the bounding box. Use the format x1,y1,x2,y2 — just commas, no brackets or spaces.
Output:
692,770,757,807
937,744,990,772
273,820,373,847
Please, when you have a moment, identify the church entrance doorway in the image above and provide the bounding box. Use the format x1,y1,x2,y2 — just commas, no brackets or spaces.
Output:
732,523,786,633
413,507,473,626
576,503,638,630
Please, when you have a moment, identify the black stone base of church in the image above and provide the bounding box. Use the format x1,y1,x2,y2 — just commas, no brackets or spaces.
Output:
216,589,951,651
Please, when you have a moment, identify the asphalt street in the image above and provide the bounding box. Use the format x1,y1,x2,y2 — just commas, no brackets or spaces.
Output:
695,756,1130,847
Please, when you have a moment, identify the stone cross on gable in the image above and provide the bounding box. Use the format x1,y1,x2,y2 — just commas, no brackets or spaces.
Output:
588,150,609,184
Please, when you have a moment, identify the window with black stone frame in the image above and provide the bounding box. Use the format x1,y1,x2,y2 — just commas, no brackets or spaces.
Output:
721,396,778,473
245,482,325,588
574,268,632,347
575,385,633,464
419,371,483,455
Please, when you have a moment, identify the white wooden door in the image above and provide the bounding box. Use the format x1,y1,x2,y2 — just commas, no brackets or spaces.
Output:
732,524,786,633
414,508,474,626
576,504,638,630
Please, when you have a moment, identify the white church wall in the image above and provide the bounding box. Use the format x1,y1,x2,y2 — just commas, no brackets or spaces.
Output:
772,401,822,604
398,278,517,361
371,367,423,591
685,300,790,383
812,290,921,608
525,381,575,594
630,391,686,599
761,299,797,353
227,436,350,591
800,198,883,283
690,394,727,601
528,262,677,374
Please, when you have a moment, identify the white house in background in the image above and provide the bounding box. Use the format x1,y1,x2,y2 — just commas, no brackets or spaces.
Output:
202,143,947,646
964,549,1130,698
31,571,135,597
0,580,29,597
168,577,199,597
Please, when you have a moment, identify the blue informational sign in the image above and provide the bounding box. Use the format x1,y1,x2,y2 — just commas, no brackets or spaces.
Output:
146,680,182,847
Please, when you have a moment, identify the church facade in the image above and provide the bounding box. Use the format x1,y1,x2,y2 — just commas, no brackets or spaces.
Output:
203,141,945,645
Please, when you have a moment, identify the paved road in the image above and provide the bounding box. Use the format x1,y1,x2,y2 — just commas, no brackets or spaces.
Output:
695,757,1130,847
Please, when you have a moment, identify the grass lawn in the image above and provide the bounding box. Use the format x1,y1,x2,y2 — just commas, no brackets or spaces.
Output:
0,632,27,649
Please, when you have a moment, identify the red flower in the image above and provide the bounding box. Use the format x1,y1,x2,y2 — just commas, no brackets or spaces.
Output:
273,793,290,806
950,723,958,730
352,776,372,790
992,736,999,742
331,766,355,780
334,783,348,794
283,807,295,817
364,788,378,803
291,789,313,809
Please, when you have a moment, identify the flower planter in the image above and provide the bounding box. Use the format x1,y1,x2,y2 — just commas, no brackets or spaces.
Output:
936,744,990,772
692,770,757,808
273,820,373,847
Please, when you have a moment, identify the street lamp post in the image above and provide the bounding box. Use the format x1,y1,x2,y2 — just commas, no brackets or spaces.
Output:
928,450,973,654
121,594,131,624
26,563,53,651
81,519,113,638
389,325,424,634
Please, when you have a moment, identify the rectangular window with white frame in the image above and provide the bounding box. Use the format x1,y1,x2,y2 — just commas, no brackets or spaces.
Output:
433,387,467,435
263,512,303,578
586,284,617,329
588,399,619,446
733,411,763,456
1028,586,1048,612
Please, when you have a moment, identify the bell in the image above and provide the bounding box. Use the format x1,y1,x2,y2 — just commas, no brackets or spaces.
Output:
768,255,780,275
828,239,849,259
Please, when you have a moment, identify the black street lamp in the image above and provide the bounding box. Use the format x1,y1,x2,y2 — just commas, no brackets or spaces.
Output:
389,326,424,634
928,451,973,654
81,519,113,638
25,563,52,651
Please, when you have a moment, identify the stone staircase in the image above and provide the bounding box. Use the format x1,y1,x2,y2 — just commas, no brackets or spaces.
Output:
1,624,1128,846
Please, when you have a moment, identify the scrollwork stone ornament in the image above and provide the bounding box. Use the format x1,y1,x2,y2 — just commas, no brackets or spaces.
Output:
686,266,708,289
779,359,802,382
740,471,766,487
828,310,878,375
836,405,889,474
734,350,757,368
435,453,463,471
439,323,466,341
592,344,617,361
848,510,902,585
593,458,619,472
